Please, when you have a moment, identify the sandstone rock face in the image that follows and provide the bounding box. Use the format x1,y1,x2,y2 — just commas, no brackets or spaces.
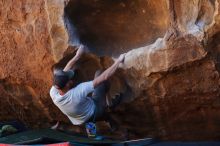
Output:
0,0,53,128
1,0,220,140
65,0,169,56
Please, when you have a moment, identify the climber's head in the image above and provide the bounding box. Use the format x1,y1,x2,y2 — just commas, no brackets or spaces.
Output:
53,70,75,90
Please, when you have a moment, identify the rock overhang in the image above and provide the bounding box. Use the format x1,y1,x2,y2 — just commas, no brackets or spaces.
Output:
1,0,220,140
64,0,170,56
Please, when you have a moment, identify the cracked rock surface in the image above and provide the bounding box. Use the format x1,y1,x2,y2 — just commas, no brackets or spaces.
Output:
0,0,220,140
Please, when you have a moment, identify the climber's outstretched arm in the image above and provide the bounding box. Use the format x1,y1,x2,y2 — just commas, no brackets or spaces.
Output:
63,45,86,71
93,54,125,88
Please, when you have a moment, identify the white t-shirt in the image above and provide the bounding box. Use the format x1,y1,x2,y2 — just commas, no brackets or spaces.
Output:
50,81,95,125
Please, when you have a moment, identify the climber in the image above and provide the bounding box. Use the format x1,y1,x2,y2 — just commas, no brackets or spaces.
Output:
50,44,125,136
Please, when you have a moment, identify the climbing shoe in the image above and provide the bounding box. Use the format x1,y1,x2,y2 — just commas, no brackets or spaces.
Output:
85,122,97,138
109,93,123,110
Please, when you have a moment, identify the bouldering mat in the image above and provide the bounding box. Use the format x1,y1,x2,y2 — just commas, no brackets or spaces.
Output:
0,129,155,146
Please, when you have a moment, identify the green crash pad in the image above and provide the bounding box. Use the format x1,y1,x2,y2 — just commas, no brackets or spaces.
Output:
0,128,155,145
0,129,119,145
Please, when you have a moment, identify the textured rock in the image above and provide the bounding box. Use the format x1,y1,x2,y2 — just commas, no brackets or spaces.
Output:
1,0,220,141
0,0,69,128
65,0,169,56
46,0,69,61
0,0,53,128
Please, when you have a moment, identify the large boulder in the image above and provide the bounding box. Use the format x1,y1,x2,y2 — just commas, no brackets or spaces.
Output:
0,0,220,140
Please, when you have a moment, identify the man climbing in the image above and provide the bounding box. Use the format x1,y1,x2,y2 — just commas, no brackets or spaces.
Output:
50,45,125,137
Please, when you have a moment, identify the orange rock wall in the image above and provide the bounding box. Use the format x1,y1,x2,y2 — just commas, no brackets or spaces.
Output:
0,0,56,128
1,0,220,140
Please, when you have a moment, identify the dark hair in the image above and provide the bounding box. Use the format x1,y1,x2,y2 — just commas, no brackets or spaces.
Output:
53,74,70,89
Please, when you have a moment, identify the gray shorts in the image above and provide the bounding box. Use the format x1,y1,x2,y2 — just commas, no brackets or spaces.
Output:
88,81,110,122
